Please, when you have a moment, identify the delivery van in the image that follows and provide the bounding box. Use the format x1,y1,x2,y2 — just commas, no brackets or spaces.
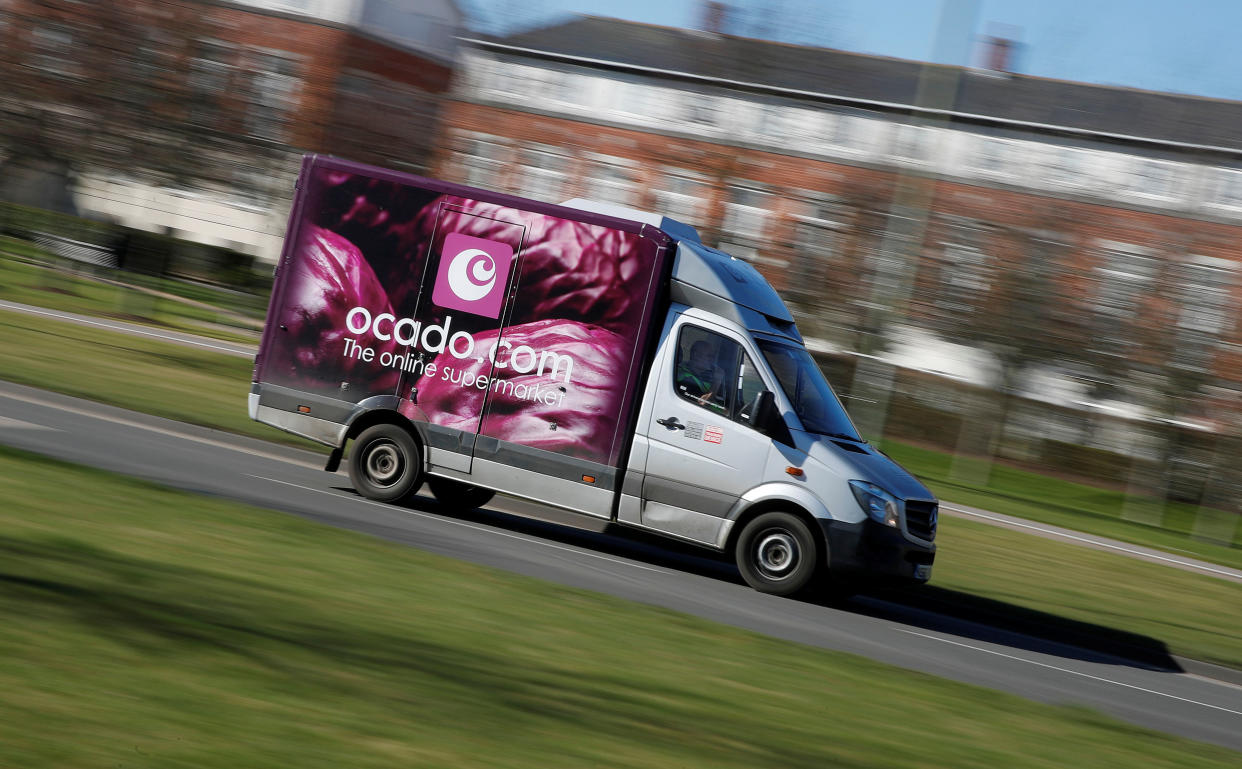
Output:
250,154,937,596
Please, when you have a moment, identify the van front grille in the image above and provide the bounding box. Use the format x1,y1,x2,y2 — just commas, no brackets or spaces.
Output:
904,499,938,542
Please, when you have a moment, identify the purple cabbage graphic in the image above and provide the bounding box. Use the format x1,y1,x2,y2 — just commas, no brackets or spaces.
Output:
269,225,399,395
407,196,651,330
406,320,631,462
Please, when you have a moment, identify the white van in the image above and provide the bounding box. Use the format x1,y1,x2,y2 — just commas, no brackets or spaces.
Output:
251,155,936,595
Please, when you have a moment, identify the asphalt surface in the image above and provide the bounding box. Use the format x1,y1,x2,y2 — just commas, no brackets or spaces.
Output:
2,379,1241,752
6,297,1240,584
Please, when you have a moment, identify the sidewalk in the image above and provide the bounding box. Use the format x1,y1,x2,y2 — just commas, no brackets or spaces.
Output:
941,502,1242,583
0,299,257,358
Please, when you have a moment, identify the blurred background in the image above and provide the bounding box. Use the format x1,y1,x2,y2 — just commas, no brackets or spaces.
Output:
2,0,1240,540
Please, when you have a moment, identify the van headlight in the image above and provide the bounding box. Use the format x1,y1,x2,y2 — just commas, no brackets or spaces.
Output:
849,480,900,528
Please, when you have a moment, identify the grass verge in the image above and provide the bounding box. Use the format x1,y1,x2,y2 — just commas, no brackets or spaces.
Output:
0,249,263,342
882,440,1242,568
921,514,1242,669
0,308,315,450
1,305,1241,669
1,444,1239,768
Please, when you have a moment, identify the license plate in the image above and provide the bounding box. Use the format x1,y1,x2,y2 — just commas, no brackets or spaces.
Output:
914,565,932,580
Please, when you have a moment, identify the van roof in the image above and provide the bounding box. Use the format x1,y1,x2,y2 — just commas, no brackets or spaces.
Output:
559,198,702,244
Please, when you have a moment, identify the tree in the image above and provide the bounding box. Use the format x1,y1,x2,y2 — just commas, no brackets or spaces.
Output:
779,179,894,352
0,0,284,200
921,202,1094,480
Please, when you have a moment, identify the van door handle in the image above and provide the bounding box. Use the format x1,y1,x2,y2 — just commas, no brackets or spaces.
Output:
656,417,686,430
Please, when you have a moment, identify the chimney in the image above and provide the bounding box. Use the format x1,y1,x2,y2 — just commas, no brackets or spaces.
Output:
978,23,1022,75
700,1,728,35
985,36,1013,73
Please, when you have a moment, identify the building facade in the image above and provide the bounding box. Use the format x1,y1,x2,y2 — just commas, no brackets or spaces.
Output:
430,16,1242,439
0,0,460,259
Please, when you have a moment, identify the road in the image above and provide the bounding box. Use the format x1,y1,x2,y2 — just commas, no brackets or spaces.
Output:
5,297,1238,585
1,379,1240,751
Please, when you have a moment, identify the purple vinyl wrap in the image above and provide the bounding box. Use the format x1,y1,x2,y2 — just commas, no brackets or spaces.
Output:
256,155,669,467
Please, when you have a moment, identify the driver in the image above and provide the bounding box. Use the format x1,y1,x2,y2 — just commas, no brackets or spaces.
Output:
676,340,726,412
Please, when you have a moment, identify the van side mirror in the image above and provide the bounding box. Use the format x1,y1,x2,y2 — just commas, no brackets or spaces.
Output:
754,390,794,447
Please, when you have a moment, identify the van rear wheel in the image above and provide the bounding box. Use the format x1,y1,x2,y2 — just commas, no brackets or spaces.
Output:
735,511,819,596
427,477,495,510
348,424,423,503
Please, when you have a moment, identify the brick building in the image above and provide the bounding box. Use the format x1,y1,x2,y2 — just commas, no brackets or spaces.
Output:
0,0,461,258
431,16,1242,436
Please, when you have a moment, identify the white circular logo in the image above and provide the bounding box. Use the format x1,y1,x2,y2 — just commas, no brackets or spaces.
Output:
446,248,497,302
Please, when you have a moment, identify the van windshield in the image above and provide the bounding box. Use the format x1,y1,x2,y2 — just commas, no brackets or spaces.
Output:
758,341,861,441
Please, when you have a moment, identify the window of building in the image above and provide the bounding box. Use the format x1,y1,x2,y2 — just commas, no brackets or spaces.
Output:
721,183,770,245
31,24,76,77
453,134,509,189
784,108,825,145
1041,145,1083,189
935,222,991,316
516,145,570,201
753,104,786,140
188,39,236,127
825,113,851,147
614,79,648,116
243,49,302,142
681,92,718,126
893,124,934,162
1130,159,1179,199
972,136,1011,176
1215,169,1242,208
788,194,846,303
653,168,708,226
1093,242,1157,319
584,155,637,206
1175,257,1236,371
1090,241,1158,353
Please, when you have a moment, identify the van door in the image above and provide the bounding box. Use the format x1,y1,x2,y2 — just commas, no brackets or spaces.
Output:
401,202,526,472
638,317,777,545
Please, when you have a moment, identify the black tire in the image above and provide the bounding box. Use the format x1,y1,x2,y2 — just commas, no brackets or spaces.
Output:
735,511,820,596
426,476,495,510
348,424,423,503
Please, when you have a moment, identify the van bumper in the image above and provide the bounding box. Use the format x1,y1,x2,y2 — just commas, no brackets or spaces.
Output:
820,518,935,584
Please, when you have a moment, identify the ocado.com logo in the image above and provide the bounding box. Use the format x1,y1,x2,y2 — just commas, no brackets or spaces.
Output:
432,232,513,318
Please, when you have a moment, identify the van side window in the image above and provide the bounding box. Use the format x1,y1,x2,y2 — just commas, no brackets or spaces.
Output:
675,326,738,415
733,352,770,428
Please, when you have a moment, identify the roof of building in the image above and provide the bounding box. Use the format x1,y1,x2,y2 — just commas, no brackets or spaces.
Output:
481,15,1242,155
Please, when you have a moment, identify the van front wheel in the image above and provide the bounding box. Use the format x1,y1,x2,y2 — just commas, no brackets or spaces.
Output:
735,512,819,596
349,424,423,503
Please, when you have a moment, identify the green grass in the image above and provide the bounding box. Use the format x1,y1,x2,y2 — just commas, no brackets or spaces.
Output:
1,445,1238,768
2,304,1241,669
926,514,1242,669
0,248,263,342
882,440,1242,569
0,308,315,451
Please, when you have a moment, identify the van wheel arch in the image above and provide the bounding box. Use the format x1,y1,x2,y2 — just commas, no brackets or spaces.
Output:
342,412,426,503
344,409,423,448
727,501,828,571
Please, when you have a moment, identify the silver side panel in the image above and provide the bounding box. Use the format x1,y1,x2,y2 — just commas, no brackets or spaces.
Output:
615,497,734,551
248,392,259,421
616,492,642,526
426,446,472,473
469,457,614,519
729,482,837,523
254,404,345,446
639,500,730,546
